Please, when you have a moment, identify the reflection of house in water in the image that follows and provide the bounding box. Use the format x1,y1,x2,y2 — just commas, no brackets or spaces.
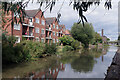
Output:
26,63,65,79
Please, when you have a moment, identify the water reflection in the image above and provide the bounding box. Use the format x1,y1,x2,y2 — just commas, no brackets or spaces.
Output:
24,63,65,79
71,54,96,73
2,46,118,78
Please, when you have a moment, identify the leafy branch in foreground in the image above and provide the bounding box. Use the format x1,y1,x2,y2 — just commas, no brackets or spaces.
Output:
1,0,112,27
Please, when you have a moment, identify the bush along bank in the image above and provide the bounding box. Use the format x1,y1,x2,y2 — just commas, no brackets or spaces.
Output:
2,34,57,64
59,35,81,52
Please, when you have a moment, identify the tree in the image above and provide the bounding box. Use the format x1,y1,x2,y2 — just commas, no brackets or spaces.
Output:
71,23,95,48
59,35,80,50
91,32,102,45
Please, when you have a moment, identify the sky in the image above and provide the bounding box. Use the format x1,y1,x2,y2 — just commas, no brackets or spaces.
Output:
25,0,119,41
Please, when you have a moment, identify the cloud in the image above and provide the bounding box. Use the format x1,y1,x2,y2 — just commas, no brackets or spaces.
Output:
25,1,119,41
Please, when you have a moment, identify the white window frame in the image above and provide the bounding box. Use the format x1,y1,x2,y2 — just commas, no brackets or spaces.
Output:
53,31,55,36
14,23,20,30
41,29,45,34
56,32,59,36
35,27,39,33
35,18,39,23
41,38,45,43
41,19,45,25
56,39,59,43
56,25,59,29
35,37,39,41
15,36,20,43
53,24,55,28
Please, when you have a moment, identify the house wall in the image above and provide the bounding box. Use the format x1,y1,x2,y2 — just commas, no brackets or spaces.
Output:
2,10,66,44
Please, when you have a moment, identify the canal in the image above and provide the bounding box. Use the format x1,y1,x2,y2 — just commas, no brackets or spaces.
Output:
2,45,118,78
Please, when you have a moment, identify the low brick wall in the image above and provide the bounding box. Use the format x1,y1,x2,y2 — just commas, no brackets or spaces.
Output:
105,48,120,80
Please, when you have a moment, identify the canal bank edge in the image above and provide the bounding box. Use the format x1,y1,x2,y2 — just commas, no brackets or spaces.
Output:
105,47,120,79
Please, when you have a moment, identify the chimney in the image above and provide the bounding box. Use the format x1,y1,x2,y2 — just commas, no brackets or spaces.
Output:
102,29,104,37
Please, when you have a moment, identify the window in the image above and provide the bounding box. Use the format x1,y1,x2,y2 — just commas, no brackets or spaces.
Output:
56,32,58,36
56,25,58,29
56,68,58,72
29,18,32,22
14,23,20,30
53,39,55,43
41,19,45,25
35,18,39,23
15,36,20,43
41,38,44,43
56,39,59,43
53,24,55,28
53,70,55,74
35,28,39,33
41,29,45,34
35,37,39,41
53,32,55,36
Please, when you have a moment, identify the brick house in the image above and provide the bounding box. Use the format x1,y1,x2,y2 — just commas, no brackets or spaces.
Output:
45,18,65,44
2,9,23,43
23,9,46,43
59,25,66,37
3,9,66,44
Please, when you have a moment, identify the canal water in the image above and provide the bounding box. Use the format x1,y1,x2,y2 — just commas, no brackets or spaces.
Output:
2,45,118,78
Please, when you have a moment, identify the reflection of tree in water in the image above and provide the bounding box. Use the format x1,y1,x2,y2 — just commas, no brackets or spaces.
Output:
71,54,96,73
23,57,65,79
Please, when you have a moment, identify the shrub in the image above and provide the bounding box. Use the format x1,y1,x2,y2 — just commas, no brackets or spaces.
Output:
44,43,57,54
71,40,80,50
2,34,19,64
2,34,45,64
18,40,45,59
59,35,80,51
62,45,74,52
59,35,74,46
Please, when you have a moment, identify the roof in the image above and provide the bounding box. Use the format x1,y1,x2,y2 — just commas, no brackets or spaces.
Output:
25,9,41,17
45,17,56,25
65,30,70,34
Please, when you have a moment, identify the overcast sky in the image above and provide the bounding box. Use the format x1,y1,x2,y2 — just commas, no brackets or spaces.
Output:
25,0,119,41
